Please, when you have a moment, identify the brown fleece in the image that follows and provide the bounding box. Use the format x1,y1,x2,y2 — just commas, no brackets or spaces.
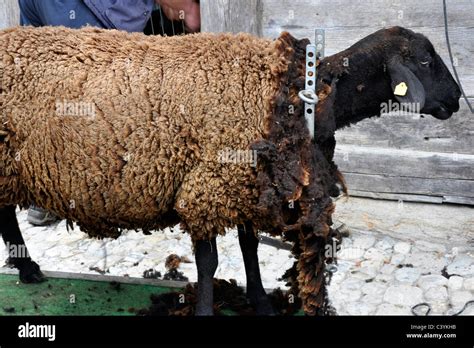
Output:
0,26,336,315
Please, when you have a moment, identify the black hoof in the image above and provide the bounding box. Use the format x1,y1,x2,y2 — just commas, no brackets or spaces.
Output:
195,308,214,316
19,261,45,284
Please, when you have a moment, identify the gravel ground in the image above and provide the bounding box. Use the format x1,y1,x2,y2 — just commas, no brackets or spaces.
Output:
1,197,473,315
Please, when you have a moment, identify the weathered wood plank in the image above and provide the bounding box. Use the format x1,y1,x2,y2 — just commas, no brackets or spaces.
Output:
344,190,445,204
347,190,474,205
262,0,474,32
443,196,474,205
335,98,474,154
201,0,262,35
334,144,474,180
343,172,474,199
0,268,188,288
0,0,20,29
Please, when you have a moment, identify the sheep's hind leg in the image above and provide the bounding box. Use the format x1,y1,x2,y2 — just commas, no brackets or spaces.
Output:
195,237,218,316
0,205,45,283
238,223,275,315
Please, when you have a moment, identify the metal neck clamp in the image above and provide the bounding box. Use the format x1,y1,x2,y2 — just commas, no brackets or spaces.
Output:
298,29,325,139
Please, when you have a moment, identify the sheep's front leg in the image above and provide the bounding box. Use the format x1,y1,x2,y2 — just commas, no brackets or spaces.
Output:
238,223,275,315
0,205,45,283
195,237,218,316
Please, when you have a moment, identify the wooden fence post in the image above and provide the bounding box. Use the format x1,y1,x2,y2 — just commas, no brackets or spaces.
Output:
200,0,262,35
0,0,20,29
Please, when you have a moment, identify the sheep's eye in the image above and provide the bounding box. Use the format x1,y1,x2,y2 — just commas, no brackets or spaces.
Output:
420,60,430,66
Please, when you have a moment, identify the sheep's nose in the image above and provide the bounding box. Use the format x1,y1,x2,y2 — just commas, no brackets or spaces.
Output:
454,87,462,100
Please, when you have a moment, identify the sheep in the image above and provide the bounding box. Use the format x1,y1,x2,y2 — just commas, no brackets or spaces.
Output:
0,26,336,315
1,26,461,315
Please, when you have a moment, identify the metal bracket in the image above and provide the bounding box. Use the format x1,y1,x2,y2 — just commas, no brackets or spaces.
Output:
315,28,325,59
298,29,325,139
299,44,317,139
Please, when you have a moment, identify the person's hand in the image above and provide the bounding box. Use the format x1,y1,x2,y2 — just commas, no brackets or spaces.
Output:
155,0,200,32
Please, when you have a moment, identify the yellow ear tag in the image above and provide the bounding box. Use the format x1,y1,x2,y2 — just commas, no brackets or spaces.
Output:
394,82,408,96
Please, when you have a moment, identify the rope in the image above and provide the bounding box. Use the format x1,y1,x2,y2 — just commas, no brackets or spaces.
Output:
411,300,474,316
443,0,473,113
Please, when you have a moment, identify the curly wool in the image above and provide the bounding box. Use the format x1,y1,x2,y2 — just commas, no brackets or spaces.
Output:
0,26,281,238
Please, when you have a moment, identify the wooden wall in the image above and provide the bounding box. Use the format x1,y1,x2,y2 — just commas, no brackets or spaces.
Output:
0,0,20,29
203,0,474,205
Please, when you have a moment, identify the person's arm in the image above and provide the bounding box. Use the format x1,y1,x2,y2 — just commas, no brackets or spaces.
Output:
156,0,200,32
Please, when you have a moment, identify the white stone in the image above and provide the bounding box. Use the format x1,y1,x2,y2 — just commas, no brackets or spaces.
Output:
43,247,62,258
352,235,376,250
394,242,411,254
446,255,474,277
390,253,406,265
375,238,394,251
362,281,387,297
380,264,397,275
417,275,448,290
448,276,464,291
449,290,473,309
351,271,377,281
331,288,362,303
340,277,365,291
404,251,447,273
383,285,424,306
424,286,448,302
375,303,412,315
358,259,383,277
329,271,346,284
337,247,365,261
414,240,446,253
430,302,449,315
364,248,391,262
340,237,353,248
345,302,377,315
462,277,474,291
375,273,394,283
361,293,384,306
394,267,421,284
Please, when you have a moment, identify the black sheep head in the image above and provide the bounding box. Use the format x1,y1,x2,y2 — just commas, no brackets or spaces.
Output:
385,26,461,120
316,26,462,130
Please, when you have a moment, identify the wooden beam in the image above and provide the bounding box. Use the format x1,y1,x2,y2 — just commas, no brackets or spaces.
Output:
342,174,474,205
0,0,20,30
0,268,188,288
336,99,474,155
335,144,474,181
200,0,262,35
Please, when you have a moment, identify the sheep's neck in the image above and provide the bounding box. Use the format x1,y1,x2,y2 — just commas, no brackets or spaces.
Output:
319,49,393,130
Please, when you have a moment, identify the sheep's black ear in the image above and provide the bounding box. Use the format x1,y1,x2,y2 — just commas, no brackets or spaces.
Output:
387,58,426,110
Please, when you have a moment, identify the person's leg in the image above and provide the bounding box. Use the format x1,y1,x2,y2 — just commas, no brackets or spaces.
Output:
27,206,60,226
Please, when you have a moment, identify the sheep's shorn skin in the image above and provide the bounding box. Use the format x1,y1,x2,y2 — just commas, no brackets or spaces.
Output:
0,27,335,315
